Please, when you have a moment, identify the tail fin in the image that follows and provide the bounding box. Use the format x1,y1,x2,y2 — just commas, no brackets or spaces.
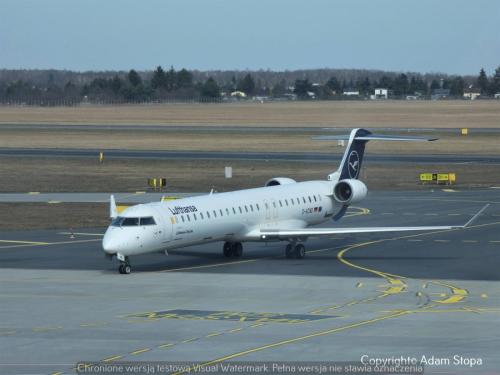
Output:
313,128,437,181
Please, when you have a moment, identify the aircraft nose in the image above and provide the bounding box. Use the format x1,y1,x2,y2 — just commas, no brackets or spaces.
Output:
102,229,119,254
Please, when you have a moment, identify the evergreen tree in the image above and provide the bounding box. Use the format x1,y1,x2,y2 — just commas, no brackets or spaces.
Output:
177,69,193,88
128,69,142,87
325,77,341,93
201,77,220,98
293,79,313,98
151,66,166,89
477,68,489,94
237,74,255,96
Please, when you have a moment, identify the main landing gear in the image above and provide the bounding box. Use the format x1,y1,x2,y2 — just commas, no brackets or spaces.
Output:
117,254,131,274
285,243,306,259
223,242,243,258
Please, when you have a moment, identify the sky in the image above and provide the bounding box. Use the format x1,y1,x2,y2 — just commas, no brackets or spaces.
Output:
0,0,499,75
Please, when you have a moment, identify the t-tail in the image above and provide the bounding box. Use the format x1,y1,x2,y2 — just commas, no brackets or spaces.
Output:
314,128,437,182
313,128,437,220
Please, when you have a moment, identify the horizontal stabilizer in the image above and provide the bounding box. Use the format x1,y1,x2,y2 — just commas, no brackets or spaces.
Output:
313,134,437,141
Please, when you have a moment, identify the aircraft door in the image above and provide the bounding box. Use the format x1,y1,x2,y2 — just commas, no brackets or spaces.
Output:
264,199,271,220
271,198,278,220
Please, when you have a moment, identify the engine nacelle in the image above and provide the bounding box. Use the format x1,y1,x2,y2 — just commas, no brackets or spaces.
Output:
333,179,368,205
265,177,297,187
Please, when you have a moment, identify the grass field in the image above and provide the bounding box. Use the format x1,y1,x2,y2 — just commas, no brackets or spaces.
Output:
1,100,499,128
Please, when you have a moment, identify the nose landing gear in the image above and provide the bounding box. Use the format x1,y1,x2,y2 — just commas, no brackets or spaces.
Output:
116,253,131,274
223,242,243,258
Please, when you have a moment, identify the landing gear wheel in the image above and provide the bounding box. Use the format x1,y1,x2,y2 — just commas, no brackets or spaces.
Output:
223,242,233,257
118,263,131,274
285,244,294,259
294,244,306,259
233,242,243,257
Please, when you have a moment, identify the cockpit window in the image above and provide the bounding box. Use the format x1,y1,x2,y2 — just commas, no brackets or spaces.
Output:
121,217,139,226
140,217,156,226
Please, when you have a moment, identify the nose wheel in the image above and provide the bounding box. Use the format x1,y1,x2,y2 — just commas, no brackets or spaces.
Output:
223,242,243,257
285,243,306,259
117,255,131,274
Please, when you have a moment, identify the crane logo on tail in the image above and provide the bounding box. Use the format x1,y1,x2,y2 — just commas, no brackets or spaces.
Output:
348,150,360,178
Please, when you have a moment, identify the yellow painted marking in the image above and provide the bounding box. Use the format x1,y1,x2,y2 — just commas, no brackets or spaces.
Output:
425,213,439,216
228,328,243,333
356,282,363,288
344,207,370,218
135,191,146,194
442,189,457,193
33,326,62,332
158,343,174,348
206,332,223,338
0,239,50,245
170,311,408,375
462,240,478,243
407,239,423,242
130,348,150,355
434,240,450,243
102,355,123,362
182,337,198,343
481,294,488,298
28,191,40,195
47,200,62,204
447,213,461,216
380,212,394,215
489,240,500,243
250,323,264,328
422,283,428,289
51,372,63,375
160,259,258,272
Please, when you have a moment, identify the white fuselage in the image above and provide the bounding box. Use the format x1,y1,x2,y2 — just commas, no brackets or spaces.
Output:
102,180,340,257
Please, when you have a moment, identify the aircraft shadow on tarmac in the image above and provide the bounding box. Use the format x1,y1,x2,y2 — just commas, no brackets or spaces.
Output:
1,233,498,281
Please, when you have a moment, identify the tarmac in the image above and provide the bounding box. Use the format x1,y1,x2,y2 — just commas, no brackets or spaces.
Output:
1,147,500,164
0,189,499,375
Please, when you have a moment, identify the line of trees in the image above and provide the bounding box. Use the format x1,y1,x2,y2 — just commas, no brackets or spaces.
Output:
0,66,498,105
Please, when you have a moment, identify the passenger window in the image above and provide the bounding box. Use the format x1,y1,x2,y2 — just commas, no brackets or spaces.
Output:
239,207,243,213
302,197,306,203
244,205,248,213
226,208,230,215
296,198,300,204
200,212,204,219
140,217,156,226
313,195,317,202
272,202,276,208
181,215,185,223
121,217,139,226
220,209,223,216
285,199,288,206
207,211,211,218
279,200,283,207
264,203,269,209
250,204,254,212
187,214,191,222
256,203,260,210
308,196,312,203
213,210,217,218
193,213,197,221
232,207,236,214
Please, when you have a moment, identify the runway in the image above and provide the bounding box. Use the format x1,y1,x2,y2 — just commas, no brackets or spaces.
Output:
0,189,499,374
1,147,500,164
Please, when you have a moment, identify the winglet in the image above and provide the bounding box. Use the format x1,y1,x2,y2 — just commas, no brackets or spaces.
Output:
463,204,489,228
110,195,118,219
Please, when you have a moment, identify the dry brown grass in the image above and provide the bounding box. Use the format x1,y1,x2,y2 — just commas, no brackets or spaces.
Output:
1,101,499,128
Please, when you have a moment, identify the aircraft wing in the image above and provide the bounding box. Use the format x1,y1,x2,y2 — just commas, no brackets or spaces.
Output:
260,204,489,239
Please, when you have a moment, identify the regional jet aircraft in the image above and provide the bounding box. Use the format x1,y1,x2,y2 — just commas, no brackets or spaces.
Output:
102,128,486,274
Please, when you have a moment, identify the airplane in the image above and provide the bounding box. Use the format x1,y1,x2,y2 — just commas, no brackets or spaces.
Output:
102,128,487,274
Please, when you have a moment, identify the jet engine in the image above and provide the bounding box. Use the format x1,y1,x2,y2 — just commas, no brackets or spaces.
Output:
333,179,367,204
265,177,297,187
